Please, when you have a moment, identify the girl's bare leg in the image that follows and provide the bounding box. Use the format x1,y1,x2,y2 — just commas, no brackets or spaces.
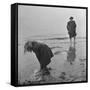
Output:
40,64,47,70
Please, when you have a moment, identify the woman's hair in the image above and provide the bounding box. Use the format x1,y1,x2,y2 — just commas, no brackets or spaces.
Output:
69,16,73,20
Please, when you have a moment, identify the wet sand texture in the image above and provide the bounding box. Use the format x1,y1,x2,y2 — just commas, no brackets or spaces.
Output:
18,37,86,85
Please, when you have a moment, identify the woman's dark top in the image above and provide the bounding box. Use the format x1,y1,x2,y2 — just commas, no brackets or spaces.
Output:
67,20,77,38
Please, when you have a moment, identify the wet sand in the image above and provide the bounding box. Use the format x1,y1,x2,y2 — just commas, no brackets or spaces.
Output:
18,38,86,85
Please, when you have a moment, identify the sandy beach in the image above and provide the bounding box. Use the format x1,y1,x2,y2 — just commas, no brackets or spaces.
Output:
18,36,86,85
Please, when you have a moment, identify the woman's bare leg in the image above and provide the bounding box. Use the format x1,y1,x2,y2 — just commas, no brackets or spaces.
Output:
70,37,72,46
74,36,76,43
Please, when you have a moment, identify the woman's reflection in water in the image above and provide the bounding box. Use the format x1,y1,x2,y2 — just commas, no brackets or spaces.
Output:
67,42,76,65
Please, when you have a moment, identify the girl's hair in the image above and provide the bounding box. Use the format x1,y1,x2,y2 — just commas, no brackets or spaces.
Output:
24,41,33,53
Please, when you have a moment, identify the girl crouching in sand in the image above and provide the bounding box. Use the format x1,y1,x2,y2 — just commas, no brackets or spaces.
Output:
24,41,54,74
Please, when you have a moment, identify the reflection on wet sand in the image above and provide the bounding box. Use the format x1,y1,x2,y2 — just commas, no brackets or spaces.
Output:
19,68,60,85
18,38,86,85
67,43,76,65
31,69,56,83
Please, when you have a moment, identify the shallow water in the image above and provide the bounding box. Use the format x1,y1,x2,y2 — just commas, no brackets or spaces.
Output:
18,37,86,85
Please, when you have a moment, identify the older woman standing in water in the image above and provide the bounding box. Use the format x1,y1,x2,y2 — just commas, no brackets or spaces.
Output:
24,41,54,74
67,17,77,43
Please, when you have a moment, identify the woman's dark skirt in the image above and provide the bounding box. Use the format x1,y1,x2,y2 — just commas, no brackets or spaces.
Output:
68,30,76,39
